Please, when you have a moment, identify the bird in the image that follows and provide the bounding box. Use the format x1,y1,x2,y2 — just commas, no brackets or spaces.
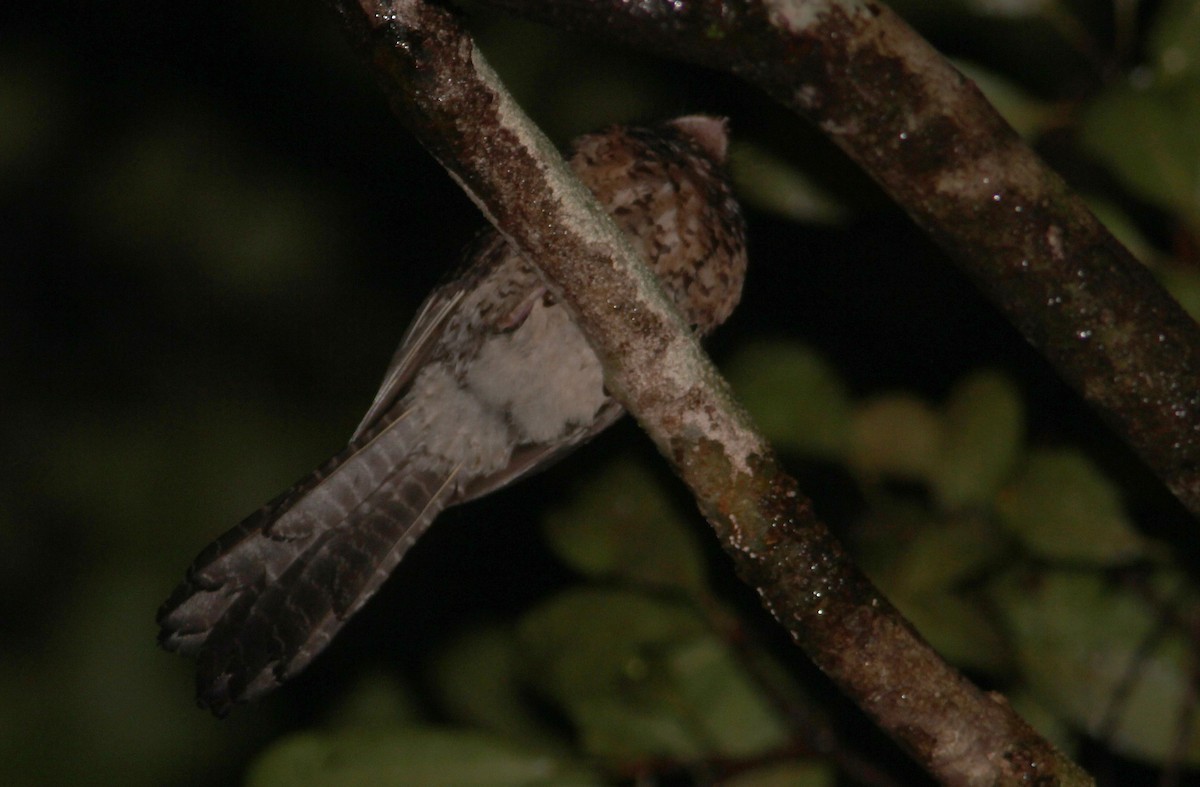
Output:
157,115,748,716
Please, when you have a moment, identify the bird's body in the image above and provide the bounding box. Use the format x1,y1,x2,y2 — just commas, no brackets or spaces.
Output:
158,115,747,715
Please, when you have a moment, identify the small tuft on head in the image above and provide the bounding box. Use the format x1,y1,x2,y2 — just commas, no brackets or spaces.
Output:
667,115,730,164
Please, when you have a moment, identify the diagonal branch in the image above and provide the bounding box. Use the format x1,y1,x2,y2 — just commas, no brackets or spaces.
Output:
328,0,1091,783
477,0,1200,522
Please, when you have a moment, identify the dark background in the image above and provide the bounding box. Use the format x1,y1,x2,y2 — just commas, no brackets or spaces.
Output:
2,2,1189,785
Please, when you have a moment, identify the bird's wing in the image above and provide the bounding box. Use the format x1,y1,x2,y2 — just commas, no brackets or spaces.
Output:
353,233,512,438
353,283,466,438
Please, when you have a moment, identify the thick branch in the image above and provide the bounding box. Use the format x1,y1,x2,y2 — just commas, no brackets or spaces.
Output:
328,0,1090,783
478,0,1200,521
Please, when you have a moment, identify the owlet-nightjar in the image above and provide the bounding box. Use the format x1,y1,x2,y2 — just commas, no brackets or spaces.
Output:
157,115,748,715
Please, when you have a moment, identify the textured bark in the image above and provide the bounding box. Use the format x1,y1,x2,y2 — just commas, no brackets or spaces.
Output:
326,1,1094,783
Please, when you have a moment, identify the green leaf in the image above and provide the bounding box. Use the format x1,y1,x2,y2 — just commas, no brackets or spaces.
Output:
729,142,852,224
1081,80,1200,230
1008,690,1077,757
1158,263,1200,322
866,515,1008,672
1085,196,1161,265
246,727,602,787
887,515,1002,594
1147,0,1200,84
323,670,421,729
567,698,705,761
432,625,558,745
996,448,1145,563
892,591,1008,673
992,569,1200,765
542,459,706,594
849,395,943,481
517,589,784,760
518,589,708,704
931,370,1024,510
954,60,1055,138
665,638,790,757
724,341,852,459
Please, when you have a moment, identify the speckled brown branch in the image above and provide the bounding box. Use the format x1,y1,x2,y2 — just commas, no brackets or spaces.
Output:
327,0,1091,783
476,0,1200,521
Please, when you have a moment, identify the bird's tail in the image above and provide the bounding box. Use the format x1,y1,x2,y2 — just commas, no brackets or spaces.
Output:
157,411,459,716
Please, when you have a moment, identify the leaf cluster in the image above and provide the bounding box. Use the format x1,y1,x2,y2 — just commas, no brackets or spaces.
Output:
727,340,1200,768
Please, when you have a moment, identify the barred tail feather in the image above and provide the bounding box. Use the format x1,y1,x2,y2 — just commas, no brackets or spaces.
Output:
157,412,458,715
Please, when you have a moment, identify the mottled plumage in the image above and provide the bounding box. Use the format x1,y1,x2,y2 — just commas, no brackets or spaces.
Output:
157,115,747,715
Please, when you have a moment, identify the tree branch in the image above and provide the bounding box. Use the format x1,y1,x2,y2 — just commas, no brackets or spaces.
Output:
476,0,1200,522
327,0,1091,783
